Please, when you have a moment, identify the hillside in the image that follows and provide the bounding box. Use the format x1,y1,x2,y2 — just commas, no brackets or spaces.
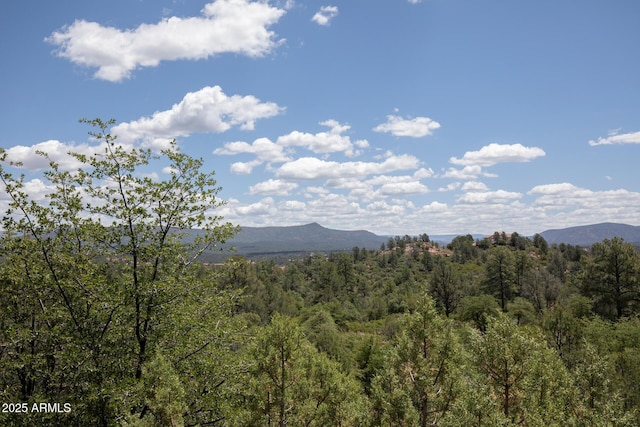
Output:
208,222,388,260
190,221,640,261
540,222,640,246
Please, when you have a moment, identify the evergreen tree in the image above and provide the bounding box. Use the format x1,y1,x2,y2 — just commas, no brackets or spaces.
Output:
0,119,239,426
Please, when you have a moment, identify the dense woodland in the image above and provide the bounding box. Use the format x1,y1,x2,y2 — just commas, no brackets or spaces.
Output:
1,120,640,426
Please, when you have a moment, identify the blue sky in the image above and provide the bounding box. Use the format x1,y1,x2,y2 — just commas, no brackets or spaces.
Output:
1,0,639,235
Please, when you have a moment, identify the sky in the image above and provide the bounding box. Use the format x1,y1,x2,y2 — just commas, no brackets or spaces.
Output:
1,0,639,236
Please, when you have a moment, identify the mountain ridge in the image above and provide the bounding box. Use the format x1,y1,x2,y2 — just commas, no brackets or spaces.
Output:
197,221,640,261
539,222,640,246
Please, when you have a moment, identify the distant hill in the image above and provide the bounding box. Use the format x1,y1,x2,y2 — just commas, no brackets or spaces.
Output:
202,222,388,261
190,221,640,262
540,222,640,246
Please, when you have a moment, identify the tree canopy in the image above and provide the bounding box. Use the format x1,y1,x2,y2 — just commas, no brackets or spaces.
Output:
1,119,640,426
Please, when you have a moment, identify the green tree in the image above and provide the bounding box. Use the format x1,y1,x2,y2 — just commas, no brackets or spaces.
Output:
519,268,561,312
240,314,367,426
572,343,636,426
542,295,590,368
484,246,517,311
455,294,500,332
532,233,548,254
447,234,478,263
429,257,461,316
372,296,462,427
123,351,187,427
354,335,385,397
582,237,640,319
472,314,578,425
0,119,239,426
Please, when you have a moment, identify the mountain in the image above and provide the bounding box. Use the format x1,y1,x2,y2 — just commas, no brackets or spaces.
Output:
193,221,640,262
539,222,640,246
210,222,388,260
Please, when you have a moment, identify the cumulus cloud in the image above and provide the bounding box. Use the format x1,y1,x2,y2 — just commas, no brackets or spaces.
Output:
46,0,286,81
440,165,496,180
366,168,432,186
234,197,276,216
248,179,298,196
419,201,448,213
353,168,432,196
230,160,263,175
379,181,429,195
528,182,640,210
279,200,306,211
312,6,339,26
214,138,290,162
437,182,461,192
528,182,579,195
3,140,100,171
214,137,291,173
219,177,640,236
373,115,440,138
457,189,522,205
450,143,545,167
275,154,420,180
276,120,367,156
112,86,283,145
461,181,489,192
325,178,370,192
588,130,640,146
527,182,640,226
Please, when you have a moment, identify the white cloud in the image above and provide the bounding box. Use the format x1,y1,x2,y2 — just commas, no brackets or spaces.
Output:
19,179,52,202
304,186,330,195
526,182,640,227
235,197,276,216
355,139,370,149
112,86,283,145
366,200,407,216
450,143,545,167
3,140,99,171
441,165,496,180
46,0,286,81
528,182,578,195
312,6,339,26
214,138,290,162
276,120,366,156
162,166,179,175
283,1,296,10
279,200,306,211
461,181,489,192
528,183,640,211
230,160,263,174
379,181,429,195
143,172,160,181
437,182,461,192
276,154,420,180
588,130,640,146
408,0,422,4
248,179,298,196
365,169,431,186
325,178,370,191
414,167,435,179
220,178,640,236
419,201,448,213
373,115,440,138
457,189,522,204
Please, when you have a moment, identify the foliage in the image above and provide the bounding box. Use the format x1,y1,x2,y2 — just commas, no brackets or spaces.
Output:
0,119,239,426
2,121,640,425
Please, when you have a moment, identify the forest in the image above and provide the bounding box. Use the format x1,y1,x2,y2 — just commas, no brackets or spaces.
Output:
1,120,639,426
